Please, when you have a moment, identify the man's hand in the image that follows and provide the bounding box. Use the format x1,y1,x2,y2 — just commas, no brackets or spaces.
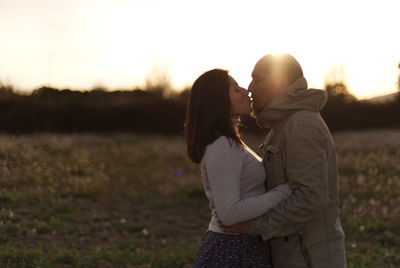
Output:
218,220,247,234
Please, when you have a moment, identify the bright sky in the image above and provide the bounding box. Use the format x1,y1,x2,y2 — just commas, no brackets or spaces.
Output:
0,0,399,99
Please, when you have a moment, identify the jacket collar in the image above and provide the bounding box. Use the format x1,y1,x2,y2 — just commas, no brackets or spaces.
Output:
255,76,327,128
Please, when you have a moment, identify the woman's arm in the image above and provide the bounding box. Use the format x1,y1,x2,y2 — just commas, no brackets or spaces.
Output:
204,137,292,226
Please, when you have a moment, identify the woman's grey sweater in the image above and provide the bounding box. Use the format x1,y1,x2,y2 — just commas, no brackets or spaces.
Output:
200,136,291,233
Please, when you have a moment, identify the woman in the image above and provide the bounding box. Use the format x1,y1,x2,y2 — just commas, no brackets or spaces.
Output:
185,69,292,267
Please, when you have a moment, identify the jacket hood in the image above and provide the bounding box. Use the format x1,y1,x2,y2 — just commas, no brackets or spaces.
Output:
255,76,327,128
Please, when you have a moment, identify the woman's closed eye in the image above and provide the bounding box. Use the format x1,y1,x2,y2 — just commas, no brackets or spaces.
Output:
236,87,248,95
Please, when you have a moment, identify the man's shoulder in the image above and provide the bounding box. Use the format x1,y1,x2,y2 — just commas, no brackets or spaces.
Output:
283,110,326,129
288,109,320,122
281,110,333,140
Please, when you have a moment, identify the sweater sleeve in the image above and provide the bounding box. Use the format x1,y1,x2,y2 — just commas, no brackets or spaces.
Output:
204,137,292,226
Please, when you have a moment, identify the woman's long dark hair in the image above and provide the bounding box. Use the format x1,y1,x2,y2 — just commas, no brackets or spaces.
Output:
185,69,242,163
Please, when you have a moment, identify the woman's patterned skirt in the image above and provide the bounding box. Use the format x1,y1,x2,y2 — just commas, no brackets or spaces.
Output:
193,231,273,268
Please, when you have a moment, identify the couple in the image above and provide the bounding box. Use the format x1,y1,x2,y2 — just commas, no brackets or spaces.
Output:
185,54,346,268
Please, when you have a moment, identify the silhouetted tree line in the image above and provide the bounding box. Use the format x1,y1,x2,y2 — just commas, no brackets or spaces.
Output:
321,83,400,131
0,81,399,134
0,84,188,134
398,62,400,103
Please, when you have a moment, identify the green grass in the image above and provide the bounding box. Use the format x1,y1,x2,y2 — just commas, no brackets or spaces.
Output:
0,130,399,267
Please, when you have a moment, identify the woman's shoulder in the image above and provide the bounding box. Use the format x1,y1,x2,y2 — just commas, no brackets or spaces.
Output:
202,136,242,161
207,136,241,151
201,136,245,167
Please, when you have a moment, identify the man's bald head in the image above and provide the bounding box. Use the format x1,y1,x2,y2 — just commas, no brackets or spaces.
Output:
255,53,303,85
249,53,304,112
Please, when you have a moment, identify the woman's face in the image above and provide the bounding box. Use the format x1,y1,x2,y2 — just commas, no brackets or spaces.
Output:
228,75,252,116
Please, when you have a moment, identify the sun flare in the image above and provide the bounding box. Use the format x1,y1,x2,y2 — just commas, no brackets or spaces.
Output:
0,0,398,98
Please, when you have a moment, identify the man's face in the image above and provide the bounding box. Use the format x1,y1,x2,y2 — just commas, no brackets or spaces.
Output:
248,62,288,113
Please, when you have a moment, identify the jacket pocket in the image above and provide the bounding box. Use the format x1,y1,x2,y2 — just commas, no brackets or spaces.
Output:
266,144,281,155
271,235,310,268
265,145,286,188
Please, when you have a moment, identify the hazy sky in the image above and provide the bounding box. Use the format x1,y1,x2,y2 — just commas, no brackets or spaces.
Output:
0,0,399,98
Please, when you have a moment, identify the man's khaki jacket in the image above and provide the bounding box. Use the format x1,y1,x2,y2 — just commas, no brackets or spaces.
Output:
246,77,347,268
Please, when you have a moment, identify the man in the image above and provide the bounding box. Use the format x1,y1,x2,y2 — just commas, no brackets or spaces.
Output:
221,54,346,267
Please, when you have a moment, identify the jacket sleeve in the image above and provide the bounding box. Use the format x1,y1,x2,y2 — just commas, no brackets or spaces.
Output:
246,115,329,239
205,137,292,226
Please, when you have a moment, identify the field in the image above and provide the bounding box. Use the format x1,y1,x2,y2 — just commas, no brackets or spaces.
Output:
0,129,399,267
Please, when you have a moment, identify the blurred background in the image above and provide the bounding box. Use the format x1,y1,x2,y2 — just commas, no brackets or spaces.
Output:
0,0,399,267
0,0,400,134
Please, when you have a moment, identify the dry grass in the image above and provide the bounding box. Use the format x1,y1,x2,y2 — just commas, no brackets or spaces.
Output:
0,129,399,267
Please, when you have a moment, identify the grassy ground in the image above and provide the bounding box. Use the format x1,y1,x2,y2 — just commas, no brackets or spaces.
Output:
0,130,399,267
